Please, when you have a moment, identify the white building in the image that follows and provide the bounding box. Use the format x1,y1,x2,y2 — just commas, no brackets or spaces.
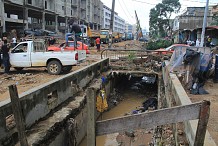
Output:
102,5,125,33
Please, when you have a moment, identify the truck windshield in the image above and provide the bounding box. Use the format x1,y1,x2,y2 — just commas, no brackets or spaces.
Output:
12,43,28,53
100,31,109,35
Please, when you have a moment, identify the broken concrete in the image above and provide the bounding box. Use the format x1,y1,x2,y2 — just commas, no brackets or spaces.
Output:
163,61,216,146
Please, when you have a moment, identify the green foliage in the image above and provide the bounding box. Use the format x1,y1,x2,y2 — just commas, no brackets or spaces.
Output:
211,15,218,25
146,39,173,50
127,51,136,62
149,0,181,39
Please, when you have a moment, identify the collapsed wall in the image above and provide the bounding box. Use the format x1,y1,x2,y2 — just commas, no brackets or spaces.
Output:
162,61,216,146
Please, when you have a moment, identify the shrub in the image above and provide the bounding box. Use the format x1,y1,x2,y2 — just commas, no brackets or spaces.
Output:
147,39,173,50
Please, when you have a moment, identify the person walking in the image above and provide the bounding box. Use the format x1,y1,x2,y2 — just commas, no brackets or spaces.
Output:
96,37,100,52
2,39,10,74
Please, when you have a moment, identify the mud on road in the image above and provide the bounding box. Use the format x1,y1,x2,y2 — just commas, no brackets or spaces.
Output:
0,40,139,101
0,50,100,101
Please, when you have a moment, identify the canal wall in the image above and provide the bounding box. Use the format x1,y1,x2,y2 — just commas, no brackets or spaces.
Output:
163,61,216,146
0,59,109,146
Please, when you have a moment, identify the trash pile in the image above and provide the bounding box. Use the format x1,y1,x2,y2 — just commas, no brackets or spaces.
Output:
168,47,214,95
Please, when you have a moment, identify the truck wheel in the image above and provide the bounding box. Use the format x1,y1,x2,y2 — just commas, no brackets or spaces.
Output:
14,67,24,71
47,60,62,75
62,66,72,73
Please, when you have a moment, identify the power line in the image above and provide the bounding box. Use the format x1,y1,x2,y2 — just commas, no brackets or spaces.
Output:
182,0,217,4
121,0,134,16
132,0,217,5
131,0,156,5
117,0,135,23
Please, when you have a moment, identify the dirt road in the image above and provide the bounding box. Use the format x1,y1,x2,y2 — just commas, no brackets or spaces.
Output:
0,40,135,101
0,50,101,101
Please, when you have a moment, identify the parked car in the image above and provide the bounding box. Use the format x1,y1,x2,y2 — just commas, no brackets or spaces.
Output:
165,44,189,52
154,44,189,55
43,30,59,37
8,40,86,75
139,37,148,42
48,41,90,54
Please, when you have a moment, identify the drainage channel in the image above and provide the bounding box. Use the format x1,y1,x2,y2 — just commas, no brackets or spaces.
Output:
79,73,158,146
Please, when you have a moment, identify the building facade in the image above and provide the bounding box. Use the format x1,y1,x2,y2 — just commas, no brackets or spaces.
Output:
125,23,133,33
0,0,103,36
172,7,213,31
102,5,125,33
172,7,214,43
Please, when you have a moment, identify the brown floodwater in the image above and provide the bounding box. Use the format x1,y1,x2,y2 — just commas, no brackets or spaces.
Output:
79,91,148,146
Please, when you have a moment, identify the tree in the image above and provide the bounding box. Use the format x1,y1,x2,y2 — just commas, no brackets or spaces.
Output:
161,0,181,36
211,15,218,25
149,0,181,39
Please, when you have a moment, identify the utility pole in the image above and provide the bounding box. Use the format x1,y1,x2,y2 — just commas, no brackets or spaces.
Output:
1,0,6,33
109,0,115,48
200,0,209,47
22,0,25,34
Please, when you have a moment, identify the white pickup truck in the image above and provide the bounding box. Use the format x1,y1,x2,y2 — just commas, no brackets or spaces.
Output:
8,40,86,75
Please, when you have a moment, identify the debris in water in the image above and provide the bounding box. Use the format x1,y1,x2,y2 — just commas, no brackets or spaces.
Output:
142,97,158,112
142,76,156,84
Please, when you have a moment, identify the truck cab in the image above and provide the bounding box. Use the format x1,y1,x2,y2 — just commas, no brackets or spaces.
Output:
100,29,109,44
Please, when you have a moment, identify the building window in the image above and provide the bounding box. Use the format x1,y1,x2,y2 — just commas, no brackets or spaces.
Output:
45,1,47,9
62,6,64,10
28,0,32,4
71,10,73,15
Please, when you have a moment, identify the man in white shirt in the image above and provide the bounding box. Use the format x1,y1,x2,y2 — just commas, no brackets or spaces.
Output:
195,39,200,47
11,37,17,48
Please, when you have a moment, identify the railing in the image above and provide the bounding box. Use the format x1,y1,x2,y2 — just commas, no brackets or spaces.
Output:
101,48,156,60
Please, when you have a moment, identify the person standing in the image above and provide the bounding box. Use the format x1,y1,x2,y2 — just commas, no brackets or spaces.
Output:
11,36,17,48
96,37,100,52
195,39,200,47
0,38,3,67
206,36,212,47
2,39,10,74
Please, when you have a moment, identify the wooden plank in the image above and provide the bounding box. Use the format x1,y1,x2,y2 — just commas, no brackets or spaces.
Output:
194,100,210,146
9,85,28,146
86,87,96,146
96,101,203,136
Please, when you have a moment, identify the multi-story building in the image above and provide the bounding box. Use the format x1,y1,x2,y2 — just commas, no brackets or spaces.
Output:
172,7,213,31
125,23,133,33
0,0,103,35
172,7,214,43
102,5,125,33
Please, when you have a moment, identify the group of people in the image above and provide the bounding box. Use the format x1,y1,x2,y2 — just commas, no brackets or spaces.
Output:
186,36,213,47
0,37,10,74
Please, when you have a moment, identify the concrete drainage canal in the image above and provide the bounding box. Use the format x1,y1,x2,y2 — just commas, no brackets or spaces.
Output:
79,73,159,146
0,58,212,146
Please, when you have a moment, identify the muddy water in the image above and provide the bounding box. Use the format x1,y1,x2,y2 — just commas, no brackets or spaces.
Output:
79,91,147,146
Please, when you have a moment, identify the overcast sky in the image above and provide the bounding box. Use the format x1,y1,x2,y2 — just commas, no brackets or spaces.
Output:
101,0,218,31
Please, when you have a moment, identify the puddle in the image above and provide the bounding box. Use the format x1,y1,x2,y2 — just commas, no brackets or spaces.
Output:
79,75,158,146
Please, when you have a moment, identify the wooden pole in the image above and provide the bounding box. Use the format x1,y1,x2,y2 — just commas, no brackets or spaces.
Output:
194,100,210,146
86,87,96,146
9,85,28,146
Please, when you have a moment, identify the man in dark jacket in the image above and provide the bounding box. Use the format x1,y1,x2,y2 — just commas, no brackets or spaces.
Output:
2,39,10,74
